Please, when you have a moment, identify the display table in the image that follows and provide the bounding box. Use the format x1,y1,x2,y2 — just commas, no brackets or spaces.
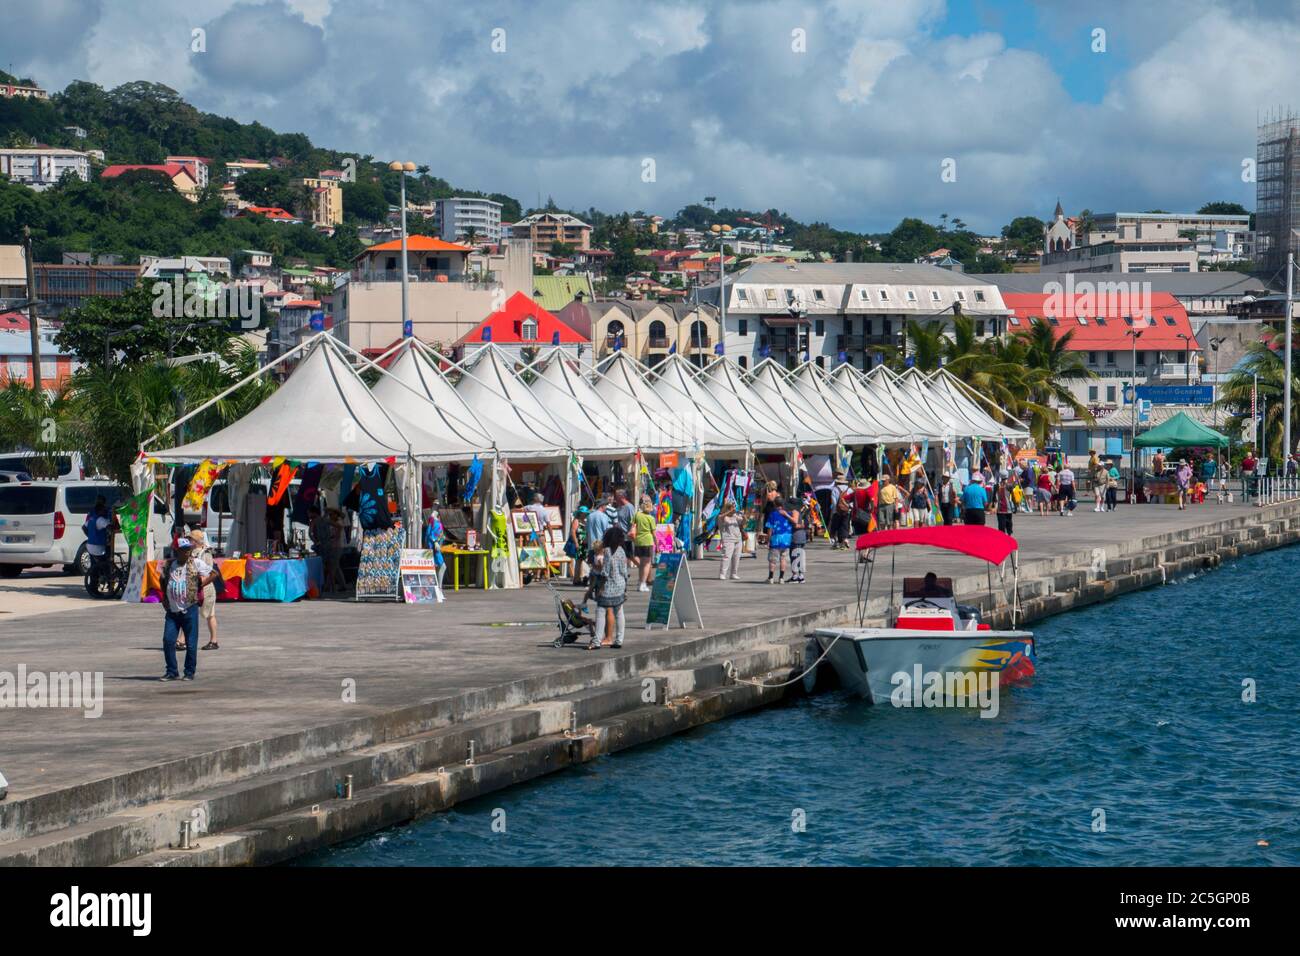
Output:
144,556,323,603
443,546,489,591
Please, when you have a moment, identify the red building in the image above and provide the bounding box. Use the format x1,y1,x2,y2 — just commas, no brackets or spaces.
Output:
454,292,590,367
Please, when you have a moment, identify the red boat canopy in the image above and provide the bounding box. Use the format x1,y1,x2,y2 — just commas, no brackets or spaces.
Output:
854,526,1018,565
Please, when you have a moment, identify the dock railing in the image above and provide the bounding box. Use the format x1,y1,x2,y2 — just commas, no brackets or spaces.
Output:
1246,474,1300,507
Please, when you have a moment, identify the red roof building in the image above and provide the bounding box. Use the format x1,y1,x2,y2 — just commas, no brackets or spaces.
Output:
1002,291,1199,352
454,292,587,347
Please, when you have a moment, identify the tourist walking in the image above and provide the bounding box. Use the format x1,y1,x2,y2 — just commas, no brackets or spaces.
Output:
717,500,743,580
188,529,221,650
830,474,853,548
877,476,899,530
1035,467,1054,516
788,498,808,584
633,496,656,591
588,527,628,650
1176,459,1193,510
568,505,590,585
765,498,794,584
160,538,218,681
612,487,635,563
586,493,612,552
995,477,1015,535
1152,450,1166,477
908,480,932,527
1057,464,1077,516
1092,459,1110,512
1106,461,1120,511
937,473,958,526
961,474,988,526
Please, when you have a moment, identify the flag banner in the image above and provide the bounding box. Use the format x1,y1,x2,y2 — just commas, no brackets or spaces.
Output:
181,460,220,513
116,483,156,554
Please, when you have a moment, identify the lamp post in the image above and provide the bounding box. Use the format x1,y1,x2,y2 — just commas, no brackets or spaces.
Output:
709,221,732,363
103,325,145,369
389,161,417,338
1286,251,1295,457
1127,327,1144,500
1209,336,1226,482
1176,332,1194,385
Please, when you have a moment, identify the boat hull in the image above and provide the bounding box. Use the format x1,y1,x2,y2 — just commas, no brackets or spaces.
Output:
813,627,1036,704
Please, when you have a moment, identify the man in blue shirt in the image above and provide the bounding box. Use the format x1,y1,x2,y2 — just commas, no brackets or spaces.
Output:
961,474,988,526
586,494,612,548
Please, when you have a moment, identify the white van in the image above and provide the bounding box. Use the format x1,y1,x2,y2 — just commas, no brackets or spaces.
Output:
0,452,92,481
0,480,167,577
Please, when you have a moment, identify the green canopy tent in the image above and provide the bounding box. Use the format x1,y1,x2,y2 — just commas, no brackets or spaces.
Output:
1133,412,1230,449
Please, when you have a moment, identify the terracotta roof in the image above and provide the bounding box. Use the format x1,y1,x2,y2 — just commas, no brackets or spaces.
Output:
358,235,473,255
1002,292,1199,350
100,163,195,182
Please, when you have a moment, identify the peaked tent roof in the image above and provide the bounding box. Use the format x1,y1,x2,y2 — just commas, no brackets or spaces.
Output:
924,368,1030,439
452,344,576,457
893,366,973,437
698,358,827,449
370,342,519,454
591,351,679,452
1133,411,1229,448
860,365,949,439
151,338,465,463
747,358,842,444
787,362,907,443
828,363,920,440
528,347,637,457
647,354,766,451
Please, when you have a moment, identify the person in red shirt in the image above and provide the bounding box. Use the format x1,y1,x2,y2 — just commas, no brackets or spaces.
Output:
1035,470,1053,516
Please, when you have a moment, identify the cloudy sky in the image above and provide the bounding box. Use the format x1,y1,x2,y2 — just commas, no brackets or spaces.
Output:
3,0,1298,233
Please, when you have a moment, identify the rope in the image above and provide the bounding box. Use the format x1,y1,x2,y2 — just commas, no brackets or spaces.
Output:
723,630,850,689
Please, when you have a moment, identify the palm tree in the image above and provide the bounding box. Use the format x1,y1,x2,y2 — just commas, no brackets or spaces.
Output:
1216,334,1299,457
901,319,946,371
1013,317,1096,447
0,380,77,477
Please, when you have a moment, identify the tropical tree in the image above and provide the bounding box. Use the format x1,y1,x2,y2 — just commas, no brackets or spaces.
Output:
1216,334,1300,457
1013,316,1096,447
0,379,78,477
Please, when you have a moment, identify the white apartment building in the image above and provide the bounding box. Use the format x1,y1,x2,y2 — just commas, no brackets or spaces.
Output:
0,147,92,191
694,262,1011,371
432,197,503,243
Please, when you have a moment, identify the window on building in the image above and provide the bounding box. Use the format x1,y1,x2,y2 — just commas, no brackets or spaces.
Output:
864,318,872,335
813,289,825,302
1095,316,1106,326
975,320,985,336
1077,316,1088,325
1088,385,1098,401
954,290,966,302
1048,316,1059,326
814,319,825,336
930,290,941,302
1106,385,1116,402
764,289,778,305
521,318,538,341
738,319,748,336
1088,351,1098,365
738,355,748,369
1123,316,1133,326
785,289,797,304
882,318,892,334
906,290,917,302
1009,316,1020,326
859,289,870,300
815,355,825,368
1105,351,1115,365
1164,315,1176,325
737,288,748,302
974,290,986,302
878,289,890,302
1136,350,1146,366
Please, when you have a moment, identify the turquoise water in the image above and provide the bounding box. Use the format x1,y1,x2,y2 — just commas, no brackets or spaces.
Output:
298,547,1298,866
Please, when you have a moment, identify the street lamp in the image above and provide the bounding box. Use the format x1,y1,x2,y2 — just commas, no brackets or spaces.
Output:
1176,332,1194,385
709,221,733,362
389,160,418,338
1209,336,1226,484
1127,327,1144,500
103,324,145,368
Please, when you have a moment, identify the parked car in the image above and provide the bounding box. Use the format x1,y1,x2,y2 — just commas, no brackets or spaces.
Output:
0,480,165,577
0,470,33,484
0,452,92,481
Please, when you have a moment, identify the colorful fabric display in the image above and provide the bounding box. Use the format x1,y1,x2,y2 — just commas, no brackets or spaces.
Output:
291,464,324,524
116,484,155,554
355,463,392,531
462,455,483,503
356,521,404,598
182,460,220,513
267,461,297,506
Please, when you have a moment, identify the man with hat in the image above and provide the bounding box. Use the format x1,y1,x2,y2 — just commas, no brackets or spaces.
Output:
160,536,219,682
188,529,221,650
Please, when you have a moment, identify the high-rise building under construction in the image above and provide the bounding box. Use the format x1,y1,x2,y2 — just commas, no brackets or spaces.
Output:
1256,110,1300,273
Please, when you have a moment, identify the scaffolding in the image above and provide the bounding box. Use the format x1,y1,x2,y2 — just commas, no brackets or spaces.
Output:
1256,108,1300,274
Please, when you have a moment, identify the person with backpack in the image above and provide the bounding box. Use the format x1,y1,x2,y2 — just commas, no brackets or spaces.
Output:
830,473,853,548
587,527,628,650
765,499,794,584
159,538,220,682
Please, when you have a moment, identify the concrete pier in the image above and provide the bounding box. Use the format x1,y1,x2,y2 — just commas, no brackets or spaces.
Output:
3,499,1299,865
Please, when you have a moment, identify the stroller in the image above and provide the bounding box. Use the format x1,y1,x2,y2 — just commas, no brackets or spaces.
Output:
547,581,595,647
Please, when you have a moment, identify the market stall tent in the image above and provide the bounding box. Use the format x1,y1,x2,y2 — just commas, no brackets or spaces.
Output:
1133,412,1230,448
748,357,845,446
697,358,829,450
788,361,908,443
370,342,504,455
148,337,465,463
451,343,576,458
647,354,765,452
923,367,1030,440
591,351,679,453
526,347,638,458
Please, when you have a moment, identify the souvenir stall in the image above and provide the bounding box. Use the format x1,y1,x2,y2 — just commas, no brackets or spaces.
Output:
134,336,465,604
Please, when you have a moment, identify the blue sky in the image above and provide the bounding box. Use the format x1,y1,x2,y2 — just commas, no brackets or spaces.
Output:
3,0,1297,234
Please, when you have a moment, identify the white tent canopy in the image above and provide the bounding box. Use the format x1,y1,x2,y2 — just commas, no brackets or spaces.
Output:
527,347,638,457
591,351,679,453
925,368,1030,440
858,365,949,440
370,343,505,455
452,344,574,459
647,354,764,452
747,358,844,446
150,337,468,463
787,362,908,444
697,358,824,451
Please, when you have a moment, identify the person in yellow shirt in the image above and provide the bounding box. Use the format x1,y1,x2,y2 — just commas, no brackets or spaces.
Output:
633,496,657,592
877,476,899,529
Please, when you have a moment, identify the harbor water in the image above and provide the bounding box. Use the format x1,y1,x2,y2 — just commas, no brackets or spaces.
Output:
298,546,1299,866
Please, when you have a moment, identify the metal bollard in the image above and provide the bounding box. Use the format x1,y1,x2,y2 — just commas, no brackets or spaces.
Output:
179,819,192,849
343,774,353,800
